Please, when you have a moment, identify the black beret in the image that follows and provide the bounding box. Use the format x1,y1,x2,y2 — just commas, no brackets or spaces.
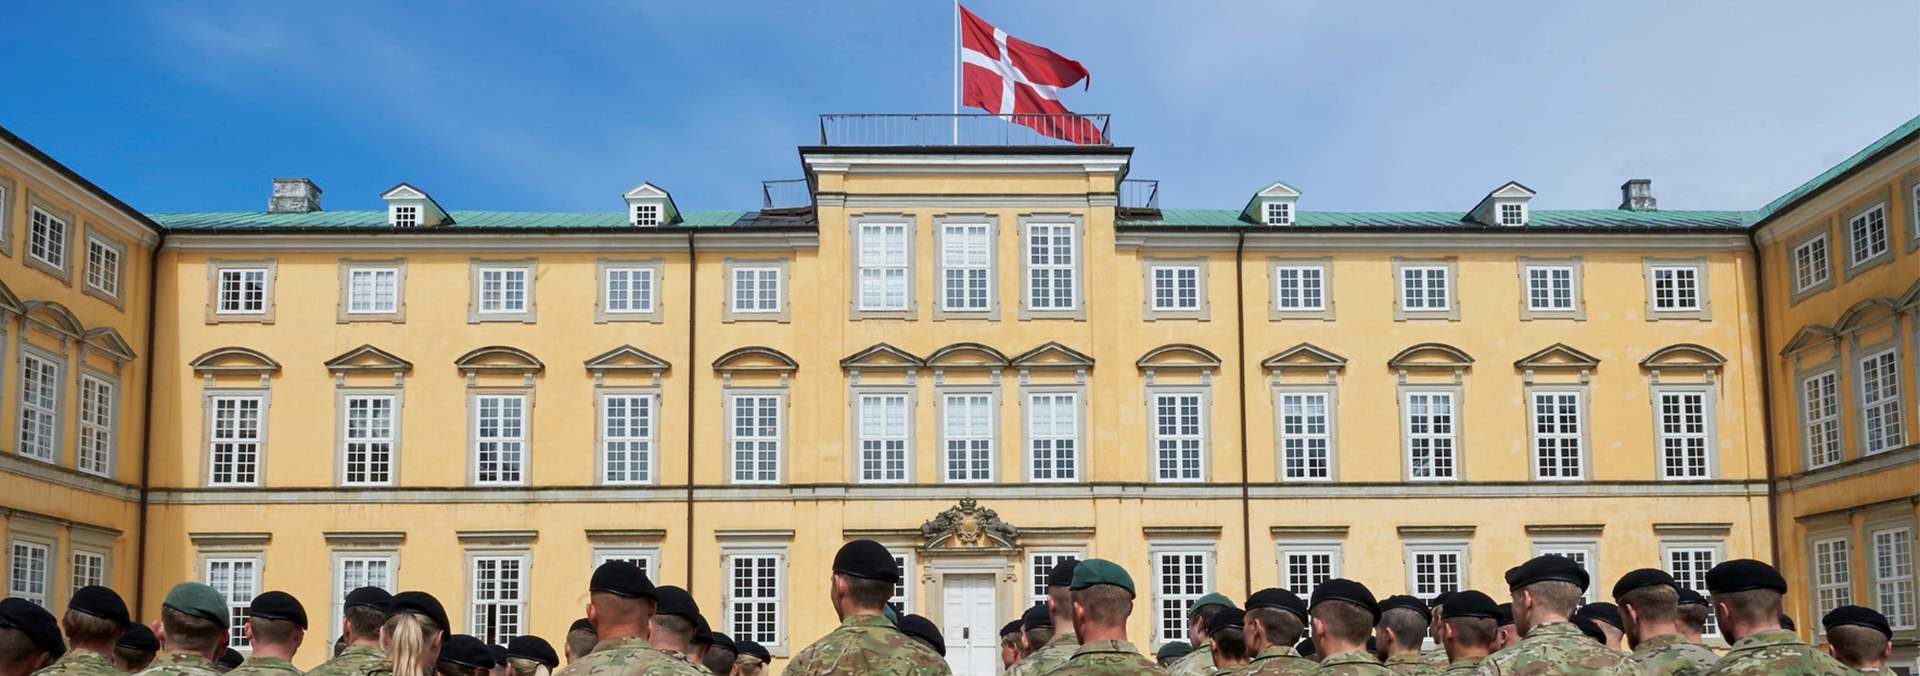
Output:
1575,602,1622,630
1204,608,1245,637
1046,558,1080,588
1705,559,1786,595
217,647,245,671
1822,605,1891,638
1000,620,1023,637
439,635,494,670
1438,590,1498,620
116,622,158,652
391,591,451,634
0,598,65,658
1506,554,1589,592
1308,578,1379,622
706,632,736,654
1021,603,1052,631
589,560,658,600
1245,588,1307,623
69,586,131,627
1427,591,1456,610
652,586,702,622
1495,603,1515,626
1294,637,1316,658
248,591,308,629
1611,569,1677,600
487,644,509,668
1675,586,1707,606
1570,615,1606,644
344,587,394,613
691,610,713,645
568,618,595,634
736,640,771,663
1778,613,1795,631
832,540,901,582
507,635,558,669
1378,595,1430,623
897,614,945,657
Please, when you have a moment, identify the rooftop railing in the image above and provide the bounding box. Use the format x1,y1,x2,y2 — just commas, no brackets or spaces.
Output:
1120,179,1159,210
818,113,1112,146
761,179,812,210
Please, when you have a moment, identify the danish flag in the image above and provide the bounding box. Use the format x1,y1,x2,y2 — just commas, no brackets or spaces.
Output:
959,5,1102,144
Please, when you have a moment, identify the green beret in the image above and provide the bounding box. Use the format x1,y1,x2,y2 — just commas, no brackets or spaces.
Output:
163,582,230,628
1155,640,1192,661
1188,592,1236,618
1069,559,1135,597
882,604,900,626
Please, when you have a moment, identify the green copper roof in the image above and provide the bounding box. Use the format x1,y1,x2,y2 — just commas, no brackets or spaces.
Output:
1756,113,1920,222
1121,208,1752,229
149,209,773,230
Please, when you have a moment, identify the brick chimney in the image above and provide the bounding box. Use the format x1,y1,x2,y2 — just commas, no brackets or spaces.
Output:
269,178,322,213
1619,179,1656,211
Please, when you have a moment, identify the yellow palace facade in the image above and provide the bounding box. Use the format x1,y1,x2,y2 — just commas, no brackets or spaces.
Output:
0,113,1914,673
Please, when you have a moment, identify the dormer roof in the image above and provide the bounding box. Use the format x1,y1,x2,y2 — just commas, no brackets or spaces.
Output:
381,182,452,226
623,182,682,226
1239,181,1301,224
1465,181,1536,226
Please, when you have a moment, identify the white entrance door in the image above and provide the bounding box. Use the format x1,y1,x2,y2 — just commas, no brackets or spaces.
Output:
941,574,998,676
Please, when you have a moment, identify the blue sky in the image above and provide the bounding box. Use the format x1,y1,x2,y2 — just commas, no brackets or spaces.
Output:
2,1,1916,215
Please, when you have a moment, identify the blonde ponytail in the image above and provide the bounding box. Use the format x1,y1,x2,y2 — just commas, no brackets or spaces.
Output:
507,656,549,676
732,654,765,676
381,611,443,676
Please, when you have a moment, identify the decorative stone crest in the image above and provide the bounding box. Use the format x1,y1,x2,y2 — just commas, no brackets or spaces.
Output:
919,498,1019,549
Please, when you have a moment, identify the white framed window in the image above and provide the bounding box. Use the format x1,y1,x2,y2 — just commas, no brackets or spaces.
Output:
731,267,782,314
1531,391,1584,480
1665,545,1721,636
1848,204,1889,266
27,206,67,271
216,268,270,315
726,553,784,647
209,395,264,486
342,394,396,486
470,555,525,645
1793,235,1831,292
1152,550,1211,643
856,393,910,483
332,555,395,640
71,550,106,590
1279,391,1332,481
942,393,994,483
1649,266,1701,311
1151,392,1205,482
856,222,910,311
1028,391,1080,482
1273,265,1325,311
631,203,660,227
1277,544,1340,599
9,541,50,606
939,222,992,313
18,352,62,462
1264,201,1293,226
1525,266,1576,311
1813,536,1853,618
77,375,115,477
391,205,419,228
1655,388,1714,479
1026,222,1077,311
730,394,782,484
1871,527,1915,629
477,267,529,314
604,267,656,315
85,236,121,298
1499,203,1526,226
601,393,654,484
472,394,527,485
888,554,912,615
1532,544,1596,606
205,557,259,648
1150,266,1201,311
1802,371,1843,469
1859,349,1905,455
592,550,658,582
347,268,400,314
1403,390,1457,480
1406,546,1466,600
1400,266,1450,310
1027,551,1079,606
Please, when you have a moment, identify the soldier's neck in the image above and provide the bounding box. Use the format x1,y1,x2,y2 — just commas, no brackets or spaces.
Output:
1443,641,1489,661
649,632,689,654
348,638,382,649
164,647,220,662
1077,624,1126,643
69,640,115,655
1630,621,1682,645
249,642,297,661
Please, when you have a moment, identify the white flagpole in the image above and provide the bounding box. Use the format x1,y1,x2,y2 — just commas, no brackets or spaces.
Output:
952,0,960,143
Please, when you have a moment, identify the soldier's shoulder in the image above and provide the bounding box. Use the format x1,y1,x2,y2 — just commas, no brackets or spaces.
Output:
1707,644,1849,675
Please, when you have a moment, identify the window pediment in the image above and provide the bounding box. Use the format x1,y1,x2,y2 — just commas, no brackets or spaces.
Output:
454,346,544,382
1779,324,1838,356
713,346,798,385
839,343,925,371
81,327,137,363
1011,341,1094,369
325,344,413,384
1388,343,1474,369
925,342,1010,369
1261,342,1347,371
1899,278,1920,311
1639,344,1726,383
585,345,671,385
1513,343,1599,370
0,278,22,316
1833,297,1898,334
190,347,281,381
21,300,84,339
1136,344,1221,371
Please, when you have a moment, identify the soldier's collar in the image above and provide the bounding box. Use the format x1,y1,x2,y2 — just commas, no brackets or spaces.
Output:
1250,645,1297,661
1073,639,1137,655
1320,650,1379,664
155,651,217,667
591,636,656,653
843,614,893,628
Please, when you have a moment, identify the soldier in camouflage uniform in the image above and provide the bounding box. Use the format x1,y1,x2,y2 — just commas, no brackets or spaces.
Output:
35,586,129,676
1374,596,1439,676
138,583,231,676
1298,579,1388,675
1420,595,1453,670
1475,555,1637,676
1168,593,1236,676
1429,591,1498,676
1610,569,1716,676
1821,605,1895,673
783,541,949,676
227,592,307,676
1699,560,1848,675
1201,610,1249,672
307,588,391,676
1231,589,1312,676
1009,561,1081,676
643,586,711,673
438,636,499,676
1047,559,1165,676
555,562,704,676
116,624,160,672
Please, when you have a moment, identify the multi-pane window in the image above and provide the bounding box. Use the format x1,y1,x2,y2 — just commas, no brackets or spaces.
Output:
1280,548,1338,599
1531,392,1583,480
209,396,264,486
940,223,991,312
1028,392,1079,481
1860,350,1905,455
727,554,782,645
1848,204,1889,265
943,393,993,483
1152,393,1204,481
1803,371,1842,469
473,395,527,485
391,205,419,228
1279,392,1331,480
731,267,781,313
1656,390,1712,479
342,395,396,485
77,375,115,477
631,203,660,227
28,207,66,269
1273,266,1325,310
85,237,120,297
593,552,656,583
1499,203,1525,226
604,268,655,314
857,394,909,483
1404,391,1457,480
857,223,910,311
72,550,106,590
1150,266,1200,311
477,268,529,314
206,558,258,648
1535,547,1594,606
731,395,781,483
1027,223,1076,311
1409,549,1464,600
9,542,49,606
1793,235,1830,291
1666,547,1719,636
1525,266,1575,311
1154,552,1208,643
1649,266,1701,311
470,556,524,645
347,268,400,314
1872,528,1915,629
18,353,61,462
335,556,393,636
1813,537,1852,617
1264,201,1292,226
888,555,911,615
217,268,269,314
1400,266,1449,310
1028,552,1076,606
601,394,653,484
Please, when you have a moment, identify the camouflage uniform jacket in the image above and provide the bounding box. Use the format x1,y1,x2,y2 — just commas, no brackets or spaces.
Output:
1442,657,1485,675
553,637,705,676
1314,650,1391,675
1009,632,1079,676
1047,639,1167,676
33,647,121,676
1169,643,1217,676
1422,650,1448,669
1238,646,1314,675
1385,654,1442,675
137,652,223,676
1702,629,1849,675
306,645,387,676
228,655,303,676
783,614,951,676
1626,634,1717,676
655,650,710,676
1473,622,1639,676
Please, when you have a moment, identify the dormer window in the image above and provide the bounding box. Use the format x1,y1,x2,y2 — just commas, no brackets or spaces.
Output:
1265,201,1293,226
632,203,661,227
392,205,419,228
1500,203,1526,226
380,183,449,227
1246,181,1301,227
